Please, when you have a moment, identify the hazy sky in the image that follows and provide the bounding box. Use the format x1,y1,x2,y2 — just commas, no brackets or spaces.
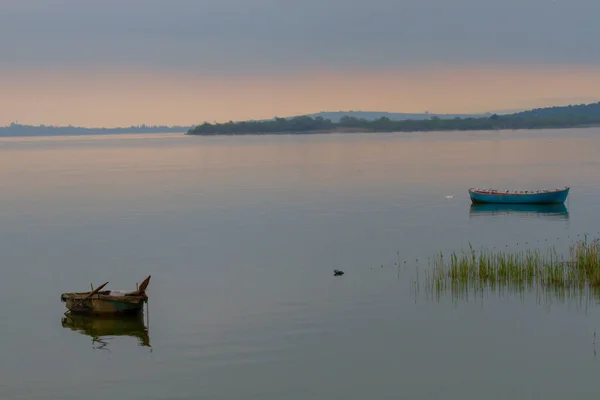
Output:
2,0,600,126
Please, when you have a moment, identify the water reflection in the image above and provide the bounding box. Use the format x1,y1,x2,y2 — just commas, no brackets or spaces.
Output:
420,280,600,310
61,313,150,350
469,203,569,220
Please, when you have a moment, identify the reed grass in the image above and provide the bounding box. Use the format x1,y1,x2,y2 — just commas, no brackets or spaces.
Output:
424,235,600,299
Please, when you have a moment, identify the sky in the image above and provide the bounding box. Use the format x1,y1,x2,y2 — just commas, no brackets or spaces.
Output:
2,0,600,127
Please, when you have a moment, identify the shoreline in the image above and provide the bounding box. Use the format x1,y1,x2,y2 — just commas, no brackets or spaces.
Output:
186,124,600,136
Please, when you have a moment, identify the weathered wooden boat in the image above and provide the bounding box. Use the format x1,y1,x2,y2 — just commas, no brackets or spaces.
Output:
61,275,151,315
62,313,150,348
468,187,569,204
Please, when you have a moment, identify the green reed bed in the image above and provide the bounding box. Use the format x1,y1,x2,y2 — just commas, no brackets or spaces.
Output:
425,236,600,296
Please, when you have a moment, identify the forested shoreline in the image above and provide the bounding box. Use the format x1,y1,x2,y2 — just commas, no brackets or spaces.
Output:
188,102,600,135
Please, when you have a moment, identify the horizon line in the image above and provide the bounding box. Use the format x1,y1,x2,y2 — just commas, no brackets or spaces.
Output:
0,109,516,130
3,99,599,130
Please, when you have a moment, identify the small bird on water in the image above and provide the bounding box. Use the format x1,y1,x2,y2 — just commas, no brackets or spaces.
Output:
333,269,345,276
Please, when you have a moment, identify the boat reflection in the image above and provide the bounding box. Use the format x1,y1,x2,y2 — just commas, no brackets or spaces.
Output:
61,313,150,350
469,203,569,220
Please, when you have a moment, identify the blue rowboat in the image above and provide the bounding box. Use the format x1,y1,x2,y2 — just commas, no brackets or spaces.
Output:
468,187,570,204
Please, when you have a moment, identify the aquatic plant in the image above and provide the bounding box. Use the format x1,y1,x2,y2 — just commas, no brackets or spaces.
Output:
423,235,600,301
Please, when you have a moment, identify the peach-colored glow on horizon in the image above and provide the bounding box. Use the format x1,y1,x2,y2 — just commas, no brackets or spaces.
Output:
2,66,600,127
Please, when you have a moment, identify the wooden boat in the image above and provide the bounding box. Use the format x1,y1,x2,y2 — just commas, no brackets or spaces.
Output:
60,276,150,315
468,187,569,204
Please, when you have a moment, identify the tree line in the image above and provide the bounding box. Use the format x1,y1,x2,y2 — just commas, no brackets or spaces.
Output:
188,102,600,135
0,122,191,137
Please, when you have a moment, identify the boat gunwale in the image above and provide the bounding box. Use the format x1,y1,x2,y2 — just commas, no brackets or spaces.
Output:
468,186,570,197
61,292,147,304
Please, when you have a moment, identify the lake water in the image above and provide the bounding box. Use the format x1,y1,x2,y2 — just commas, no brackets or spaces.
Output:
1,128,600,399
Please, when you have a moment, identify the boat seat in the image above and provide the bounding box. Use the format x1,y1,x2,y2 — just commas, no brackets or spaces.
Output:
108,290,129,297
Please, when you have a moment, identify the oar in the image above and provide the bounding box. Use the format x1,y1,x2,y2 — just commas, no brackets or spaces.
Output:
64,281,109,315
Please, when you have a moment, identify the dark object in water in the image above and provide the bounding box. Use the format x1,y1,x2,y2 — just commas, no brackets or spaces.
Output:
61,276,151,316
333,269,345,276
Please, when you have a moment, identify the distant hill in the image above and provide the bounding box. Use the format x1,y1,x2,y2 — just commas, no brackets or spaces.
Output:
509,102,600,118
0,123,191,137
301,111,489,122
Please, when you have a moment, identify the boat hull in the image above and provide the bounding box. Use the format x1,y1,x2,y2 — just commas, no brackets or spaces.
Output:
62,294,146,315
468,188,569,204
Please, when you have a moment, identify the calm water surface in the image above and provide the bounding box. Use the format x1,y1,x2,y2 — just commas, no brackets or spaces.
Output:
1,129,600,399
